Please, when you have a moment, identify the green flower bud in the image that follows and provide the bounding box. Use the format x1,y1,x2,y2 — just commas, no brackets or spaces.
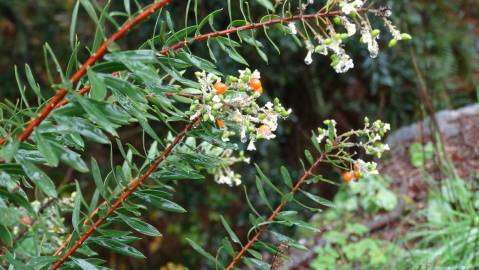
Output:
324,38,333,45
334,34,342,41
388,39,398,47
280,110,290,118
258,113,266,120
202,114,209,122
238,83,246,91
401,33,412,40
371,29,381,38
205,93,213,102
314,45,325,53
227,75,238,83
274,97,280,105
333,16,341,25
340,33,349,40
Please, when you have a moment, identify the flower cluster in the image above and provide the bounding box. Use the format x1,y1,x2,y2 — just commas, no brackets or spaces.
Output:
288,0,411,73
314,117,390,179
199,143,250,186
188,68,291,151
168,135,249,186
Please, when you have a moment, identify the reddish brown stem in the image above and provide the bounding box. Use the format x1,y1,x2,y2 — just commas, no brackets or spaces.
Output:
225,153,325,270
0,8,368,145
0,0,172,145
50,117,198,270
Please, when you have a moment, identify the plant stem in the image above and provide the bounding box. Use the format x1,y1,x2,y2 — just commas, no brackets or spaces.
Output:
225,153,326,270
50,117,198,270
0,0,172,145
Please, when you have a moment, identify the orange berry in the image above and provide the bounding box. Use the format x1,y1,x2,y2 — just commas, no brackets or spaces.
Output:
342,171,353,183
353,162,359,171
20,215,32,225
354,170,361,181
216,119,225,128
214,82,227,95
249,78,262,90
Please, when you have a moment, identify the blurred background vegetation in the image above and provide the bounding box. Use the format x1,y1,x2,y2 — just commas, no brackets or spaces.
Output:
0,0,478,269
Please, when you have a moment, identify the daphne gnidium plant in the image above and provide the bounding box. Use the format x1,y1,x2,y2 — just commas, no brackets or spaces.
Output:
0,0,408,269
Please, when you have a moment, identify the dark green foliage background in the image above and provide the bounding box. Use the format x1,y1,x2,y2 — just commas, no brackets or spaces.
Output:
0,0,477,268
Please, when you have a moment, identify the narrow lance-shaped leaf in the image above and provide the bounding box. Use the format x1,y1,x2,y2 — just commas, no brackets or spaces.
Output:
280,166,293,188
117,212,161,237
186,238,225,268
90,157,105,197
220,215,241,245
91,237,145,259
87,68,107,100
15,157,57,198
34,131,59,167
72,180,82,233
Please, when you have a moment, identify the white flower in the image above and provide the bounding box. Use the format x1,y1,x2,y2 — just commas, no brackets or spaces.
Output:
356,159,379,175
383,18,402,40
252,69,261,79
332,52,354,73
215,167,241,186
247,139,256,151
342,16,357,36
304,50,313,65
316,128,327,143
341,0,363,15
288,22,298,35
384,123,391,131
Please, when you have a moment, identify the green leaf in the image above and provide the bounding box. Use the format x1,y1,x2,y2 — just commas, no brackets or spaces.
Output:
0,224,12,247
16,157,57,198
220,216,241,245
117,212,161,237
0,187,32,212
256,0,274,11
255,176,273,211
409,142,434,168
24,64,42,100
375,188,398,211
280,166,293,188
135,193,186,213
87,69,107,100
304,150,314,164
186,238,224,268
244,257,270,270
34,131,59,167
79,0,99,24
300,190,335,208
0,140,20,162
70,0,80,49
92,237,145,259
72,258,99,270
91,158,105,197
72,180,82,233
27,256,58,269
50,141,89,173
70,91,118,136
